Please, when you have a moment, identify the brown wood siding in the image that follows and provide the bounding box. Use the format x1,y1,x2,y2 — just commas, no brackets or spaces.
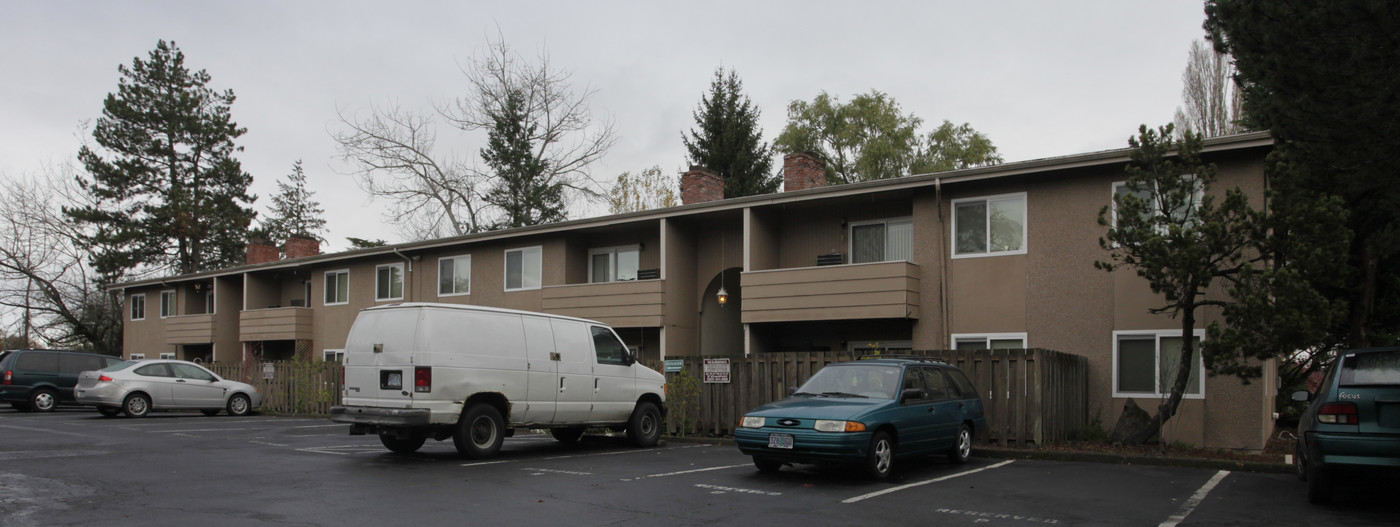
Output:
740,261,920,323
165,314,215,345
239,307,314,341
541,279,665,327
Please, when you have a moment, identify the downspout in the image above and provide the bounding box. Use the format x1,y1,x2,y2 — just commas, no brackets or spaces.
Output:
937,178,951,348
392,248,414,302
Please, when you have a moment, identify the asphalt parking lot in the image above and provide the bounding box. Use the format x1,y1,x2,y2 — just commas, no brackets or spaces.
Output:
2,408,1396,526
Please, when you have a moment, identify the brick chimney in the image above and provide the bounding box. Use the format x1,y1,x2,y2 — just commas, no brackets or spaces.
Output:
246,242,280,265
284,237,321,260
784,152,825,192
681,166,724,205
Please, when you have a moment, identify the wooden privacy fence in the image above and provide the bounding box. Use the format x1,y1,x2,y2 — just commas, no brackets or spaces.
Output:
645,349,1088,446
208,361,343,415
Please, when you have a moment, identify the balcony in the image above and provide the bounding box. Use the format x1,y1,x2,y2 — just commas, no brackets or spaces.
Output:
165,314,215,345
541,279,665,327
741,261,920,323
239,307,314,342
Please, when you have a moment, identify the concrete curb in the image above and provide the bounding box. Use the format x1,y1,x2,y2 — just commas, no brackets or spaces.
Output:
664,436,1294,474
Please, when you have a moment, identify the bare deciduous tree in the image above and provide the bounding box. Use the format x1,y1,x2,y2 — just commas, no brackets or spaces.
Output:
0,167,123,354
1173,39,1247,138
332,34,616,240
608,166,678,214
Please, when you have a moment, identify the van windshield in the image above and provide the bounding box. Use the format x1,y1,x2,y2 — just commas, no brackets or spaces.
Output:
1339,350,1400,386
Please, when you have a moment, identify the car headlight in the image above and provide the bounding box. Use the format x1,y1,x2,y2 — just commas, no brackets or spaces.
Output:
740,416,766,428
814,420,867,433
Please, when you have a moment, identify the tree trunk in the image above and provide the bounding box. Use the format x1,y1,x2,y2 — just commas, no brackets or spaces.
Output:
1111,302,1199,445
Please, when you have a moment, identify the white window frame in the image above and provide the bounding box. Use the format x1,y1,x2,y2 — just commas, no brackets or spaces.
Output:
375,263,404,302
130,353,146,360
159,290,176,318
1111,178,1204,231
951,192,1028,259
437,254,472,297
504,246,543,292
130,293,146,321
1112,329,1207,400
588,245,641,283
324,269,349,306
159,353,176,360
849,217,913,264
323,349,345,363
950,333,1028,350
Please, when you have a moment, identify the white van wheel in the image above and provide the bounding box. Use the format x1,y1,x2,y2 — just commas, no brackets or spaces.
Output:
453,404,505,459
626,402,661,448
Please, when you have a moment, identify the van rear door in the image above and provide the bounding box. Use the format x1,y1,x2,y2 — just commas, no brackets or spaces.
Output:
342,308,421,409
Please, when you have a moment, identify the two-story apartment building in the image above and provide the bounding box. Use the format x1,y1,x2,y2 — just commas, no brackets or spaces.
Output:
114,131,1277,449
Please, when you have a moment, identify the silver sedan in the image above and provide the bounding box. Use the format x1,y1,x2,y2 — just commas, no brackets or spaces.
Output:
76,359,262,417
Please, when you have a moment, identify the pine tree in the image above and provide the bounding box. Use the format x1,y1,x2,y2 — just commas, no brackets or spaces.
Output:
481,88,562,230
255,160,327,243
683,68,778,198
66,40,255,278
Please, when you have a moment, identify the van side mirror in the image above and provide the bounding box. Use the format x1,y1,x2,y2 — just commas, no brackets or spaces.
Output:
623,349,636,366
1291,390,1310,403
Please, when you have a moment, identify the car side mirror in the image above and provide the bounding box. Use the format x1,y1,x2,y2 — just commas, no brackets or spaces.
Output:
900,388,922,403
1291,390,1310,403
787,386,798,396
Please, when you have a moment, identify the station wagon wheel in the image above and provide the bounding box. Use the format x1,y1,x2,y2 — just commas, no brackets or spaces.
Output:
29,388,58,412
550,427,586,443
122,393,151,418
97,406,122,417
626,401,661,448
453,404,504,459
948,424,972,464
865,430,895,480
1294,442,1307,481
226,394,251,416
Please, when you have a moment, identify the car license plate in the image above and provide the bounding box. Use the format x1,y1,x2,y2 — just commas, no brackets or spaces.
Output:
768,433,794,449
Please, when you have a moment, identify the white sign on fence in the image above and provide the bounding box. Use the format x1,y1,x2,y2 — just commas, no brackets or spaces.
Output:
703,358,731,383
263,362,275,380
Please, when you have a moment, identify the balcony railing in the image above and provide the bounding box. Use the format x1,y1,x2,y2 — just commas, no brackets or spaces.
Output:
541,279,665,327
741,261,920,323
165,314,216,345
239,307,314,342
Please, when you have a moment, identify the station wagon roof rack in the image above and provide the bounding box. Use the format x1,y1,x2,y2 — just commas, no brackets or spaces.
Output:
855,354,949,365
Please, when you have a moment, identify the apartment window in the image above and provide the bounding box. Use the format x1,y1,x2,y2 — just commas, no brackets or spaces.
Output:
324,270,349,305
159,353,176,360
204,291,215,314
589,246,639,283
323,349,345,363
130,353,146,360
952,333,1027,350
953,193,1027,257
1111,178,1204,231
130,294,146,321
438,255,471,296
376,263,404,301
1114,330,1205,399
505,246,542,291
850,218,912,264
160,290,176,318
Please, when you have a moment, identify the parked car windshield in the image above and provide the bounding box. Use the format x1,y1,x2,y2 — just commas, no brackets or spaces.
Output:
100,360,136,372
795,364,900,400
1339,350,1400,386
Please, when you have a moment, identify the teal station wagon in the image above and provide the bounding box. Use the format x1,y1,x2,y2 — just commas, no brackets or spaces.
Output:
735,357,985,479
1292,347,1400,504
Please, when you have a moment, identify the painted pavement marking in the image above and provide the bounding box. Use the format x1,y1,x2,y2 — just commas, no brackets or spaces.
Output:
620,463,750,481
695,483,781,496
1158,470,1230,527
842,460,1016,504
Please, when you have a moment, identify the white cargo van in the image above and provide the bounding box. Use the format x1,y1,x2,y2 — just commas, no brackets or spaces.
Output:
329,303,667,458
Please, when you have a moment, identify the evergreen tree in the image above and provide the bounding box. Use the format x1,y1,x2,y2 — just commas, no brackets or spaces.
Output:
481,88,562,230
683,68,778,198
255,160,327,243
66,40,255,278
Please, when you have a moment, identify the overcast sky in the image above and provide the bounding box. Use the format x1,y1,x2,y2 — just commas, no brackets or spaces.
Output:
0,1,1213,252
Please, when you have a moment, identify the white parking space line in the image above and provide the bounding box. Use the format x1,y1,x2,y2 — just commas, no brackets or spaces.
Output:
298,444,385,455
695,484,781,496
620,463,750,481
842,460,1016,504
148,427,252,433
523,468,592,476
461,460,515,467
1158,470,1230,527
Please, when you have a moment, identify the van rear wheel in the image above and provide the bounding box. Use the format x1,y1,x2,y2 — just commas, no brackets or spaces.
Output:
454,404,505,459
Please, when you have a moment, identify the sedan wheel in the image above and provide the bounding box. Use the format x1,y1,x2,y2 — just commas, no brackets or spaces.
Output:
864,431,895,480
226,394,251,416
122,393,151,418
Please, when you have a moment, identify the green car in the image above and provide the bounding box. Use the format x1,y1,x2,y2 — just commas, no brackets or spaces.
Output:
735,357,985,480
1292,347,1400,504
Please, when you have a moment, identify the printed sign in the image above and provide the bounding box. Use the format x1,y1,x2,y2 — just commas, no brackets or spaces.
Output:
664,359,684,373
262,362,275,380
703,358,731,383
